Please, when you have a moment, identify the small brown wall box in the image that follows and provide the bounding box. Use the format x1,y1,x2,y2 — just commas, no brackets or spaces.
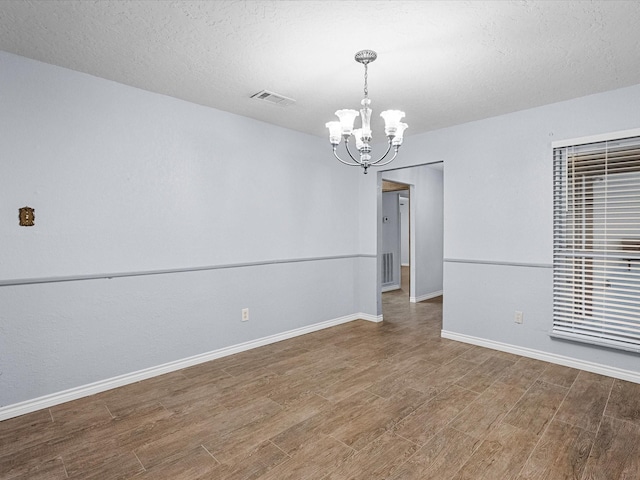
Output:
19,206,35,226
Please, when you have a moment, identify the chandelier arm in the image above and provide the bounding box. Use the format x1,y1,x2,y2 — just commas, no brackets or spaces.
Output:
343,139,363,165
372,147,400,167
369,140,393,165
333,147,361,167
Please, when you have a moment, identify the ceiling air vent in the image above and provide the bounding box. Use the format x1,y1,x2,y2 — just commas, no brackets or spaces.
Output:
250,89,296,107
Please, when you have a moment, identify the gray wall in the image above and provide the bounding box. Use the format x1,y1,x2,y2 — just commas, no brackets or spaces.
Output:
399,196,409,266
0,51,364,408
381,191,401,289
359,83,640,375
4,47,640,411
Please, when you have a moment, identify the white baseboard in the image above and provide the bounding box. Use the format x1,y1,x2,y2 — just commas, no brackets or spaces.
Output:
410,290,443,303
359,313,383,323
0,312,378,421
401,263,410,267
381,284,401,293
441,330,640,385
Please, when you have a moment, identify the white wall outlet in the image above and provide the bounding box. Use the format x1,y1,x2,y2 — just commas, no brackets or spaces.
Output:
241,308,249,322
514,310,523,324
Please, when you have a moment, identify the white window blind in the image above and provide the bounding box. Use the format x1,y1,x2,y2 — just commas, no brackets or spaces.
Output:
553,134,640,353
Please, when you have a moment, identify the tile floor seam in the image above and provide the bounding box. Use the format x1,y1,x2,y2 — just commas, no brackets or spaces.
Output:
60,456,69,479
531,364,545,385
457,421,506,479
312,391,332,402
221,367,238,377
513,375,575,479
434,400,485,445
327,433,358,453
541,379,573,388
498,373,539,427
363,388,387,400
268,439,292,458
602,412,640,428
446,345,476,364
579,377,617,480
392,431,421,447
376,439,427,480
448,423,484,442
200,444,221,464
132,451,146,472
104,404,115,419
552,416,587,429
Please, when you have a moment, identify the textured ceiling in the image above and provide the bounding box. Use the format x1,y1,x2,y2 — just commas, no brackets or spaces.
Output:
1,1,640,139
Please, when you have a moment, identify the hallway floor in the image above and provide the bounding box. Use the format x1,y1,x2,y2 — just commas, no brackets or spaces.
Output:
1,292,640,479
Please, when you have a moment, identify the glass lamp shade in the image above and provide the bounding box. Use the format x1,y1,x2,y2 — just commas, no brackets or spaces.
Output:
352,128,365,150
391,122,408,146
380,110,405,136
325,121,342,145
335,109,359,136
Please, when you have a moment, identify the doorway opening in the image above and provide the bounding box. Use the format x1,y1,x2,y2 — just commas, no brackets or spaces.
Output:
381,180,410,296
377,162,444,315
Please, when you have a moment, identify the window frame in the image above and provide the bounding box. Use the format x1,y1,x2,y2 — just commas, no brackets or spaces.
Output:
552,128,640,354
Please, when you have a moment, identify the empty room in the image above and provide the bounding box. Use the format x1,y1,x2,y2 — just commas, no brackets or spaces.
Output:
1,1,639,479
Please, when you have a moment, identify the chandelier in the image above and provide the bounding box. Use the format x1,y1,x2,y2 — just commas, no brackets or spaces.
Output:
326,50,408,174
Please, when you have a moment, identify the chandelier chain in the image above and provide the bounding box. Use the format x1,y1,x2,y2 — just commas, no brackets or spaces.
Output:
363,63,368,98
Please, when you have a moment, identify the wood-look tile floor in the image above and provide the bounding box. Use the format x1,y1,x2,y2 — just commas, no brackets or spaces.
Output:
2,290,640,479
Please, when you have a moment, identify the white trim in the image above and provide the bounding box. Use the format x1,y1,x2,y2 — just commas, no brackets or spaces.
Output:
0,254,373,287
381,284,401,293
359,313,384,323
444,258,552,269
0,312,377,421
551,127,640,149
401,263,410,267
441,330,640,385
410,290,443,303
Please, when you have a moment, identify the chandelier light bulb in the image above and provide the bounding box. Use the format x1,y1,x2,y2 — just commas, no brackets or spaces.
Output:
380,110,406,136
352,128,365,150
392,122,408,146
335,109,359,136
325,121,342,145
326,50,407,174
